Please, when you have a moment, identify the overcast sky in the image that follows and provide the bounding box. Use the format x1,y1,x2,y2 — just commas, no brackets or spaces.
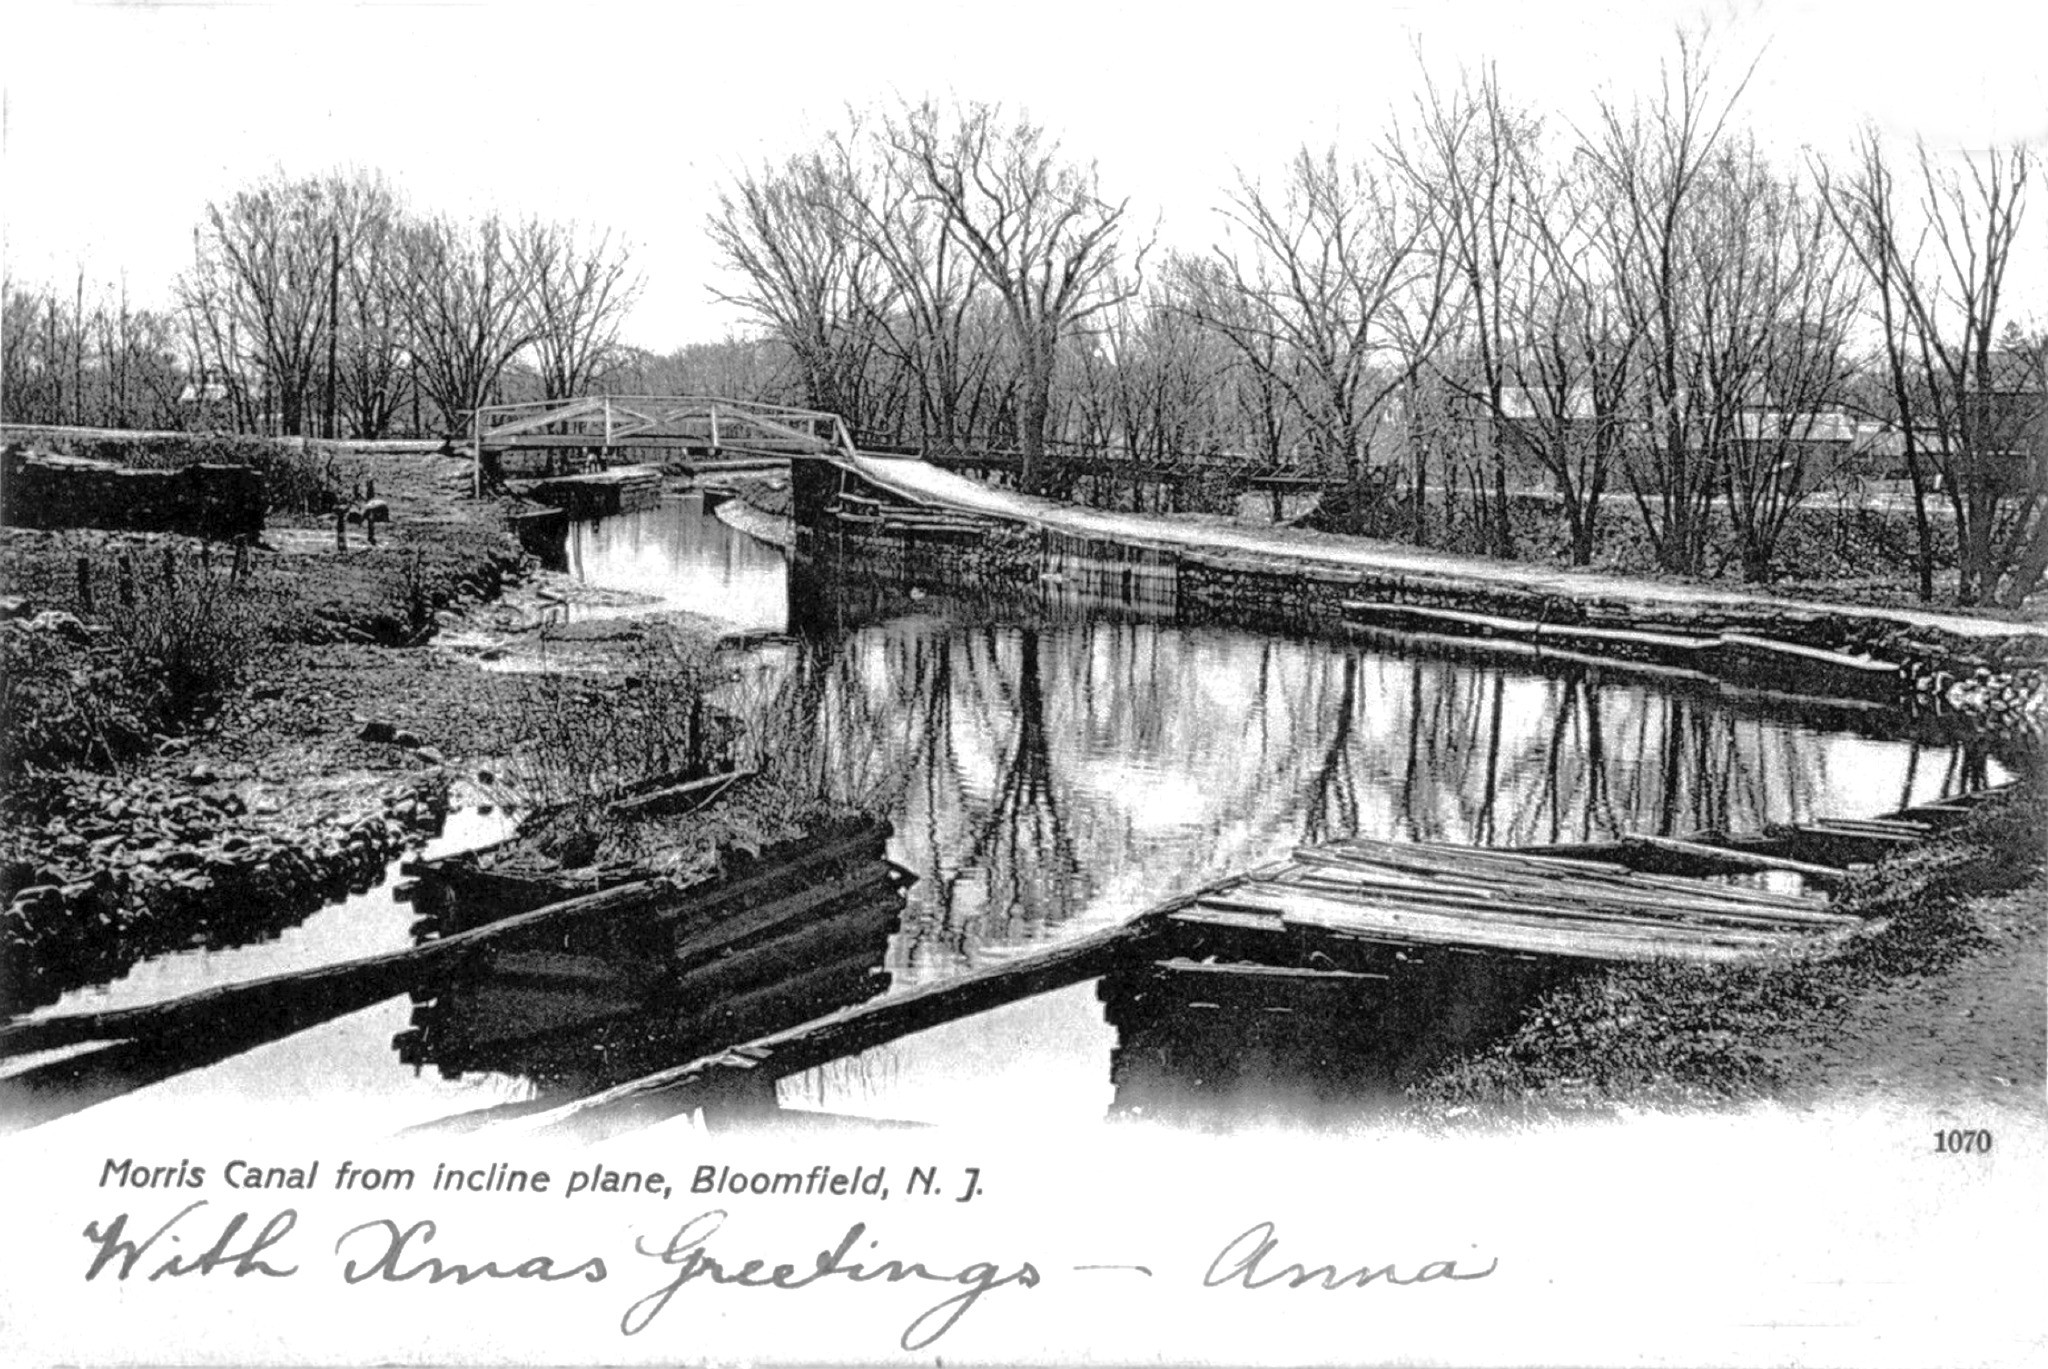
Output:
3,0,2044,348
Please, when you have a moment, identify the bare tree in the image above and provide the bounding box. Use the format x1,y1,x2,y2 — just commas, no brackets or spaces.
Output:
191,172,335,434
1822,132,2038,605
322,170,412,438
1715,168,1862,581
1180,145,1451,486
707,149,898,429
3,273,186,429
514,219,643,401
819,122,1000,449
1580,37,1759,574
397,212,538,434
1499,152,1641,564
891,100,1145,494
1393,65,1544,555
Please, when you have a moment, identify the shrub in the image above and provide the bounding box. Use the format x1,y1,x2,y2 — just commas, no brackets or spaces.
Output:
107,558,271,721
0,549,277,780
496,624,732,813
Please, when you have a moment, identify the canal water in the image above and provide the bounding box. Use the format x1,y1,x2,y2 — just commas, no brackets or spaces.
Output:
5,494,2005,1137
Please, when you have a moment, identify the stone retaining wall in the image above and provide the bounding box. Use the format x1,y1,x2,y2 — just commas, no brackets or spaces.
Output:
790,457,2047,741
2,448,264,541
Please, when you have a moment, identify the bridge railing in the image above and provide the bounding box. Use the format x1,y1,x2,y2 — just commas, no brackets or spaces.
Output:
468,395,856,465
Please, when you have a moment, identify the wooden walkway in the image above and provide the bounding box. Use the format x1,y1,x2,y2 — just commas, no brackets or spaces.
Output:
513,783,2012,1135
2,776,2012,1135
1169,836,1857,966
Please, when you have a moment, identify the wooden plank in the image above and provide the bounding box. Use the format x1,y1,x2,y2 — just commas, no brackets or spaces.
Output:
1265,865,1860,931
1204,882,1818,946
1286,842,1837,919
1146,958,1391,984
670,864,898,973
0,876,675,1057
1630,836,1851,885
1266,896,1768,964
529,919,1159,1133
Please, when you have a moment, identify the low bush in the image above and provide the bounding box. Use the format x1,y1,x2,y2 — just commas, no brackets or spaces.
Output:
1,549,281,780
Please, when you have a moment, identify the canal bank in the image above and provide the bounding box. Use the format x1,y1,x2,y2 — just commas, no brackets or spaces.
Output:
5,463,2042,1134
789,454,2048,728
1408,778,2047,1121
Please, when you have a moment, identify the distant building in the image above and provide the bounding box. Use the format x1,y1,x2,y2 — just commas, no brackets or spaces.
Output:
1967,349,2046,492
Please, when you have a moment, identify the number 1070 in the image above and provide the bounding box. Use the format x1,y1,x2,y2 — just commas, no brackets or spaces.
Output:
1935,1129,1993,1154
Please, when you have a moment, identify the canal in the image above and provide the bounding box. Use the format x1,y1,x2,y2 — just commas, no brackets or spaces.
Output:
5,493,2005,1137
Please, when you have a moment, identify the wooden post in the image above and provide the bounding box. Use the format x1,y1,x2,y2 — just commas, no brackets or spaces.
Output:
75,556,93,614
161,547,176,587
117,553,136,607
335,507,348,552
710,403,720,455
471,407,483,499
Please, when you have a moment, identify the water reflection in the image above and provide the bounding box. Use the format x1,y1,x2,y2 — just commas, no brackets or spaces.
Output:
396,826,907,1113
1099,951,1565,1129
3,494,2010,1136
759,610,1993,987
565,494,788,631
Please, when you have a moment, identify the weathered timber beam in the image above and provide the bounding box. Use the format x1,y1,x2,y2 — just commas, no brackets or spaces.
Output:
528,918,1160,1134
1625,836,1851,886
0,877,674,1057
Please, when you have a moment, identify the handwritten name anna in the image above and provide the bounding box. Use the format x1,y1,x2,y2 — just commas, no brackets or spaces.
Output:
1205,1220,1499,1290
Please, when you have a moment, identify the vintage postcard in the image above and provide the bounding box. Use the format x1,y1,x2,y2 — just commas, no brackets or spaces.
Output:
2,0,2043,1364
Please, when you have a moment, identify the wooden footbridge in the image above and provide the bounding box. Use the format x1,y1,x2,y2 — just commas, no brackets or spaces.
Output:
467,393,1334,502
469,396,856,488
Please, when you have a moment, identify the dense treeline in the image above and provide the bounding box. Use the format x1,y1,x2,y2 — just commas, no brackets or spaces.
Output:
707,45,2045,604
3,37,2043,601
5,168,643,442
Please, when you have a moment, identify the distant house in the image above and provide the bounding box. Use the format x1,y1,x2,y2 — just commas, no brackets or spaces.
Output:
1728,408,1861,488
177,380,231,407
1967,349,2047,492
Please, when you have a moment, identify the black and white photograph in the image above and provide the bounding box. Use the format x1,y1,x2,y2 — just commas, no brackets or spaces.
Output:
1,1,2043,1363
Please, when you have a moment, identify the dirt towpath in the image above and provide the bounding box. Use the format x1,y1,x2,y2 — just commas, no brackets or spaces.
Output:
847,454,2047,645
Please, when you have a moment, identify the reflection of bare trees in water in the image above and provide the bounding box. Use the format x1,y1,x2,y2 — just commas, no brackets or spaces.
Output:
756,614,1982,975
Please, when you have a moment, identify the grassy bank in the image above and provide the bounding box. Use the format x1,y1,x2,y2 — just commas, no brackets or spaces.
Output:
1408,780,2048,1122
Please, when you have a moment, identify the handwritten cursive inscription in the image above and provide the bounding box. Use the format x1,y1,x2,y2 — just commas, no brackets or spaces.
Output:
334,1218,609,1286
81,1201,299,1281
623,1208,1040,1351
1205,1220,1499,1290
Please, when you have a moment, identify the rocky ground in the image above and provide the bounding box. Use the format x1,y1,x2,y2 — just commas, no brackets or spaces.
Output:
0,446,707,1014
